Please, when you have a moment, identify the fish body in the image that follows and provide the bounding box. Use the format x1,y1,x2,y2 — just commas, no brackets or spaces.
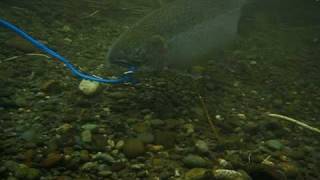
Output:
107,0,246,71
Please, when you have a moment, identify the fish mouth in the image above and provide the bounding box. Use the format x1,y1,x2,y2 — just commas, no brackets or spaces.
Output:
110,59,132,68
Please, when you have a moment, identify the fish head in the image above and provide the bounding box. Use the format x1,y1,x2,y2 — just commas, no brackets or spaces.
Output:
107,34,169,70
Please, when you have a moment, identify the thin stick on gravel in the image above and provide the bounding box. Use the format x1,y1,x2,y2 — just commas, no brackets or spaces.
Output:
1,53,50,63
267,113,320,134
199,95,220,141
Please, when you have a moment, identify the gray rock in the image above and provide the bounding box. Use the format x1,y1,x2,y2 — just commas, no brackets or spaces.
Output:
183,154,209,168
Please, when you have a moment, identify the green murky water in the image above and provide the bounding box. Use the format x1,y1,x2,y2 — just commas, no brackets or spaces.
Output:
0,0,319,179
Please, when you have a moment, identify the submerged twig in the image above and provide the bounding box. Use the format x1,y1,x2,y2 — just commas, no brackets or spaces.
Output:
267,113,320,134
85,10,100,18
1,53,50,63
198,95,220,141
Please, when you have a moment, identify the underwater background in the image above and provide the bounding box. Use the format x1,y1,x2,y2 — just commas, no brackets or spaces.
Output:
0,0,320,179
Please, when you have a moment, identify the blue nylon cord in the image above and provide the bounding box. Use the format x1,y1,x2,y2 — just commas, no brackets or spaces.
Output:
0,19,135,84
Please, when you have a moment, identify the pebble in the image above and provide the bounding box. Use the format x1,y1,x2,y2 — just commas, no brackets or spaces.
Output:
115,140,125,149
154,131,176,148
98,170,113,177
149,119,165,127
79,150,90,161
184,124,195,135
137,132,155,144
81,162,99,171
79,80,100,96
81,124,98,131
41,153,62,168
265,139,284,150
185,168,209,180
212,169,249,180
147,144,164,152
81,130,92,143
14,164,40,180
92,152,115,163
131,163,145,170
195,140,209,154
122,139,145,158
56,123,73,133
279,162,299,177
183,154,209,168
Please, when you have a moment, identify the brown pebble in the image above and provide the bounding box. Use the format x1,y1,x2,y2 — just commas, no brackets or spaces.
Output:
41,152,62,168
111,162,126,172
122,138,145,158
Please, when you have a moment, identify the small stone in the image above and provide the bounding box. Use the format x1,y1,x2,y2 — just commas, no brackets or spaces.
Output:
92,152,115,163
217,159,232,169
111,162,126,172
81,162,98,171
183,155,209,168
56,123,73,133
81,130,92,143
185,168,209,180
213,169,247,180
195,140,209,154
79,80,100,96
237,113,246,120
79,150,90,161
154,131,176,148
81,124,98,131
184,123,195,135
41,153,62,168
137,132,154,144
279,162,299,177
265,139,284,150
115,140,124,149
107,139,115,147
131,163,145,170
25,168,40,180
61,25,72,32
98,170,112,177
14,164,40,180
147,144,164,152
149,119,165,127
122,139,145,158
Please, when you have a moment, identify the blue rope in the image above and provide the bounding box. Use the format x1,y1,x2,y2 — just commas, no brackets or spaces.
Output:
0,19,135,84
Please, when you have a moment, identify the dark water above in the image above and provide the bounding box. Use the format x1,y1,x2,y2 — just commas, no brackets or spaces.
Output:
0,0,320,179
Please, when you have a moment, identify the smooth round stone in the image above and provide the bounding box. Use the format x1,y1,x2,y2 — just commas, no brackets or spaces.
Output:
183,154,209,168
195,140,209,153
265,139,284,150
122,139,145,158
185,168,209,180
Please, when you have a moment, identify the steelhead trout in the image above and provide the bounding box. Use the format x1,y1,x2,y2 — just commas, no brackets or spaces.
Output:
106,0,246,72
